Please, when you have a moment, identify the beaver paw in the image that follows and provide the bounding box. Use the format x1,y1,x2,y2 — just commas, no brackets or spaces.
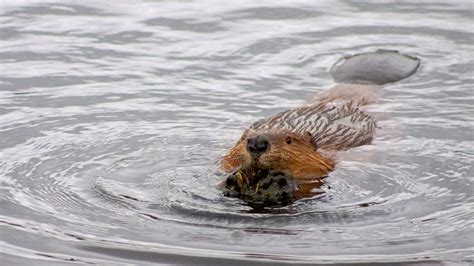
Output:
223,171,296,208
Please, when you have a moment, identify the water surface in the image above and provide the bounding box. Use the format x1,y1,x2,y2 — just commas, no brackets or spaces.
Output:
1,1,473,264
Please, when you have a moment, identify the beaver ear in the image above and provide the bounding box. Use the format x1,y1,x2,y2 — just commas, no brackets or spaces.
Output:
305,132,319,150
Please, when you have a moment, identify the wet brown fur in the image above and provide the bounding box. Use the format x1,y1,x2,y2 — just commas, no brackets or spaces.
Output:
221,129,335,179
220,84,381,199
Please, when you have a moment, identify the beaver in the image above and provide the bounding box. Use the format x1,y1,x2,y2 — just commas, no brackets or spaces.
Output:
218,50,420,207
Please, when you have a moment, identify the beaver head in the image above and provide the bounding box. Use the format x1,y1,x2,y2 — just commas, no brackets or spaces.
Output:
221,129,335,183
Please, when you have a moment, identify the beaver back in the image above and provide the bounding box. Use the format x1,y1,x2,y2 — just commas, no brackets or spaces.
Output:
250,99,376,151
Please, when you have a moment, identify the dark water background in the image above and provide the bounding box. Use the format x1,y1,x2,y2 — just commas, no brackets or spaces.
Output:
1,1,473,264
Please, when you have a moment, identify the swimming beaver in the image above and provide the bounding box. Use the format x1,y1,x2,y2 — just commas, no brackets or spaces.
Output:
219,50,420,207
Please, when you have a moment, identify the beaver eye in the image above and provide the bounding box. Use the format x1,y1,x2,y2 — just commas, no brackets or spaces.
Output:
285,136,292,144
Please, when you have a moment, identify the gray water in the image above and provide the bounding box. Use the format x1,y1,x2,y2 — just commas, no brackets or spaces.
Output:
1,1,473,265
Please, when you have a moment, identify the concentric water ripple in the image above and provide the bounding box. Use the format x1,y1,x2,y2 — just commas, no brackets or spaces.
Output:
1,0,473,264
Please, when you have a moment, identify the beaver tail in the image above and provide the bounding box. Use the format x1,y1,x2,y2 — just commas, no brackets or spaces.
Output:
330,50,420,85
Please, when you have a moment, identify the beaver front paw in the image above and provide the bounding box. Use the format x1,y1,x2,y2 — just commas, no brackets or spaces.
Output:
223,171,296,208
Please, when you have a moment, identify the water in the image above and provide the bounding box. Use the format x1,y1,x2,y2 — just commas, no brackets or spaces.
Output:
1,1,473,264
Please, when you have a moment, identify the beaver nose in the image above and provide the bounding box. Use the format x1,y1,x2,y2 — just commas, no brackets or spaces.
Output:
246,135,269,156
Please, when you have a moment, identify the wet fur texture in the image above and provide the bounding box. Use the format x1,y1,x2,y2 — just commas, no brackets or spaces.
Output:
220,50,419,202
221,130,335,180
220,84,380,198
